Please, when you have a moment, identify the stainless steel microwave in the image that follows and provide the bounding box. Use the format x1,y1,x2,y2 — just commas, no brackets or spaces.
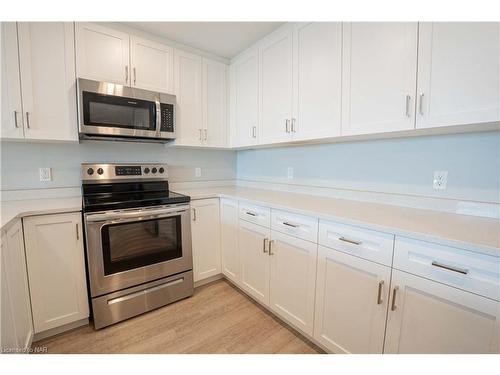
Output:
77,78,176,143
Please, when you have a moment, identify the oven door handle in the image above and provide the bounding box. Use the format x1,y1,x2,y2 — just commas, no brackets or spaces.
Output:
85,205,189,223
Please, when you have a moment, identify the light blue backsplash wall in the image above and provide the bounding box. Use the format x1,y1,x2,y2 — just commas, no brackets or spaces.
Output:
237,131,500,204
0,141,236,190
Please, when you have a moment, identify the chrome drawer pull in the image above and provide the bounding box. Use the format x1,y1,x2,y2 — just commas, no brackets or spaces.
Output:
377,280,384,305
431,261,468,275
338,236,362,246
263,238,268,253
246,211,257,217
391,286,399,311
268,240,275,256
282,221,299,228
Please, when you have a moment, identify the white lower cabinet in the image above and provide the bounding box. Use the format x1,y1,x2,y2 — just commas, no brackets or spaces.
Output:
269,230,317,336
23,212,89,334
238,219,271,305
1,220,34,351
384,269,500,354
191,199,221,282
220,199,240,284
314,245,391,353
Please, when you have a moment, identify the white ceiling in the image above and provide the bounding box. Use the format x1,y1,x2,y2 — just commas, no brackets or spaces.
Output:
123,22,283,59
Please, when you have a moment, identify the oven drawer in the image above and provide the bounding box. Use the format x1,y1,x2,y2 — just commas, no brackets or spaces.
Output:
271,209,318,243
92,270,194,329
239,202,271,227
393,237,500,301
319,220,394,266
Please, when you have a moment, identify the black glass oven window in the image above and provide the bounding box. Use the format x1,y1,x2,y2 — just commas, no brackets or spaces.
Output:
83,91,156,131
101,216,182,275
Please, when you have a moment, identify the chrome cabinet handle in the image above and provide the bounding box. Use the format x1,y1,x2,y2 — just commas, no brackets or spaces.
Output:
76,223,79,240
263,238,268,253
192,208,197,221
133,67,137,85
246,211,256,217
419,93,425,115
198,129,202,141
125,65,129,83
291,118,296,132
282,221,299,228
285,119,290,133
268,240,275,255
13,111,19,128
431,261,468,275
25,112,31,128
338,236,362,246
405,95,411,117
377,280,384,305
204,129,207,141
391,286,399,311
252,126,257,138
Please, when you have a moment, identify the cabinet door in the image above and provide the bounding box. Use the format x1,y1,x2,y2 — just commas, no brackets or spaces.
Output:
341,23,418,135
130,36,173,93
238,220,270,305
292,22,342,141
314,245,391,353
191,199,221,282
23,213,89,333
1,22,24,139
3,220,33,350
174,49,203,146
202,58,228,147
17,22,77,141
269,230,317,336
416,23,500,128
75,22,130,85
230,48,259,147
385,270,500,354
260,27,293,144
220,199,240,284
1,231,18,351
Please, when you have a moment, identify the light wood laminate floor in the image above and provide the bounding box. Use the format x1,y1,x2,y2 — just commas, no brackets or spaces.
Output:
34,279,324,354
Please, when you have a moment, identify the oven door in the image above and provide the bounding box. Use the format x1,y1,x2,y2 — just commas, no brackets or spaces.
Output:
84,205,192,297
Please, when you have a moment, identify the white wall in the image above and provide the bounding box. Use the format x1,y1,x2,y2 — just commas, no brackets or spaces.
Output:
237,131,500,204
0,141,236,190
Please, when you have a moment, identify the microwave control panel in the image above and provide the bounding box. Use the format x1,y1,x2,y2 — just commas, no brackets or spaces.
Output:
160,103,174,132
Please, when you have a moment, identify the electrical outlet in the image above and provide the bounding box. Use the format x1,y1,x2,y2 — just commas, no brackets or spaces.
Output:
195,167,202,178
39,167,52,182
287,167,294,179
433,171,448,190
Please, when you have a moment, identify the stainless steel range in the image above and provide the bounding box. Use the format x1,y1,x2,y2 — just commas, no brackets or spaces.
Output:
81,163,193,329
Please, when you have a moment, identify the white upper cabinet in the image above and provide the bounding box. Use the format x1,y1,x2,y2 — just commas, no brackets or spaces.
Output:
260,26,294,144
341,22,418,135
1,22,24,139
230,48,259,147
416,23,500,128
130,36,173,93
384,270,500,354
202,58,228,147
174,49,203,145
292,22,342,141
75,23,130,85
17,22,77,141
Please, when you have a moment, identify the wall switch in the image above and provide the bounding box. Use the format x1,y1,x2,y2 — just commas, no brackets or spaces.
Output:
287,167,294,179
433,171,448,190
195,167,202,178
39,167,52,182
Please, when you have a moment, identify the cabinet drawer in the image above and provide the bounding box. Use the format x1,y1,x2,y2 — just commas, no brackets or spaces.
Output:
239,202,271,227
393,237,500,301
271,209,318,243
319,220,394,266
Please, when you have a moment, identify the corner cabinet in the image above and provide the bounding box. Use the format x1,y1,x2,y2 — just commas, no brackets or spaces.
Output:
23,212,89,334
1,220,34,351
191,199,222,283
416,22,500,129
1,22,77,142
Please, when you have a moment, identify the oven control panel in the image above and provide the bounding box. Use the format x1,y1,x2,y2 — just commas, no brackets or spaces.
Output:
82,163,168,182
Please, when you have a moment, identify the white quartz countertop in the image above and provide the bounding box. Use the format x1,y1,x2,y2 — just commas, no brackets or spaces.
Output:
173,186,500,256
1,197,82,231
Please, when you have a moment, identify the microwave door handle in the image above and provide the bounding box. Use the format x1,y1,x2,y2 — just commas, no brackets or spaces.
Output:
155,98,161,135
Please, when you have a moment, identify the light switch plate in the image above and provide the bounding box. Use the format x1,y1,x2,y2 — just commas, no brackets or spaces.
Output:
287,167,294,179
195,167,202,178
39,167,52,182
433,171,448,190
